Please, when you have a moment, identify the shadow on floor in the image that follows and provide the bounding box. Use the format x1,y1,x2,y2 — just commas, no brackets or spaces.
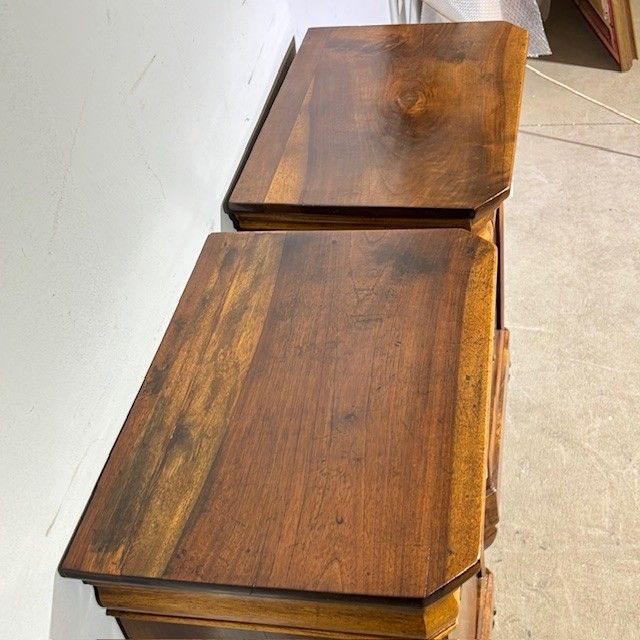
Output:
520,129,640,159
540,0,618,70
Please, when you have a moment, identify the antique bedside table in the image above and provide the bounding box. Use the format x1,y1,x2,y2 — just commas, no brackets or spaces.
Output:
225,22,528,329
60,229,497,639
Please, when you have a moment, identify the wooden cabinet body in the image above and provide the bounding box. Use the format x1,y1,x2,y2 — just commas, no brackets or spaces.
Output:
60,230,498,639
99,580,461,639
60,24,524,639
102,570,495,639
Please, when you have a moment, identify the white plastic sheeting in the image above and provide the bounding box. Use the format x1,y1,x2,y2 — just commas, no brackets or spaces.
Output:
392,0,551,57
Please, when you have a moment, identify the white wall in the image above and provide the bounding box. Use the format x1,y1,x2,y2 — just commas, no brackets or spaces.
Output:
0,1,294,638
288,0,390,44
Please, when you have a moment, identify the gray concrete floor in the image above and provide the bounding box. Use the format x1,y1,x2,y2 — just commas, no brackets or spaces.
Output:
488,2,640,639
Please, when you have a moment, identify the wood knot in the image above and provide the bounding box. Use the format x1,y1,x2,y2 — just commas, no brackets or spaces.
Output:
395,87,427,115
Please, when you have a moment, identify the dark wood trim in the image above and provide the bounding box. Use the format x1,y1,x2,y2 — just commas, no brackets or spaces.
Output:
495,204,505,329
223,38,297,230
229,192,510,228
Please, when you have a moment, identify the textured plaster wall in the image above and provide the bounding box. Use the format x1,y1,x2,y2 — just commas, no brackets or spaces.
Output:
0,1,293,638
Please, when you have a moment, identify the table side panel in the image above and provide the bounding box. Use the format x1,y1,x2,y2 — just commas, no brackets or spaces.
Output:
96,581,458,639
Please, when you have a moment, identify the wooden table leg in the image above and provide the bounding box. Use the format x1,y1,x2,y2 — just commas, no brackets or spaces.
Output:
448,569,495,640
469,206,504,330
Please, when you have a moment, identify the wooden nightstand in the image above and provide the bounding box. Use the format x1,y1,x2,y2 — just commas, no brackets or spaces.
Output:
226,23,528,329
60,229,497,639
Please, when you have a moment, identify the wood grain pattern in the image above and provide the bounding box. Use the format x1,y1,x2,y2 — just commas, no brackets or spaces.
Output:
97,581,459,639
116,612,455,640
230,206,504,331
60,229,495,602
227,23,528,227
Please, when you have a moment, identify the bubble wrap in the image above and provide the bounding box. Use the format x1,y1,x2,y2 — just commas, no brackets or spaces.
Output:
418,0,551,57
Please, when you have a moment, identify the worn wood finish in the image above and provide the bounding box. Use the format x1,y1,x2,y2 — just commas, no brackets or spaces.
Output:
484,329,510,548
227,23,528,227
97,581,460,639
60,229,496,635
109,572,495,640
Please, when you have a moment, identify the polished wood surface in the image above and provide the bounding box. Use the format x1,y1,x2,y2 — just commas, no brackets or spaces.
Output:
227,203,505,329
227,23,528,227
108,572,494,639
60,229,495,602
99,581,459,639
